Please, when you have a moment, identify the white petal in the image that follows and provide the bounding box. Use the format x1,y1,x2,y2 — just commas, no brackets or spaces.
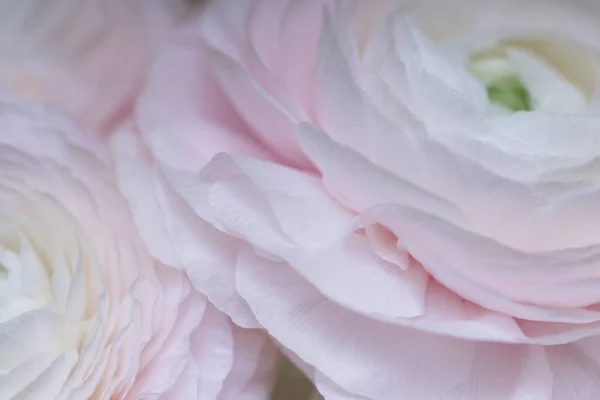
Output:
505,46,587,114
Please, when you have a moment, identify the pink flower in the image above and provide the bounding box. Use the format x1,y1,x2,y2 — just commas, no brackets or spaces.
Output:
0,0,188,135
112,0,600,399
0,90,276,399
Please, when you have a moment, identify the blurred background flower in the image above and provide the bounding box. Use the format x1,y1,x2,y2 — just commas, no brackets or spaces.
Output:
0,0,192,135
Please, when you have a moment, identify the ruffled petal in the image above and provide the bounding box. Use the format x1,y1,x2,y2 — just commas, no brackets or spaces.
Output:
111,126,258,328
235,247,475,400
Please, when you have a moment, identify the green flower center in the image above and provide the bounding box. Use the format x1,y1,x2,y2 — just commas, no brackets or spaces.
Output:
486,75,532,112
468,41,590,114
470,53,534,112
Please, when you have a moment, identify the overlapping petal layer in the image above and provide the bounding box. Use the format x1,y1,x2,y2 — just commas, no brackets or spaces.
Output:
113,0,600,398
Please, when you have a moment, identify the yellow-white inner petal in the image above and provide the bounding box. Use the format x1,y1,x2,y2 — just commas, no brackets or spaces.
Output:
505,46,587,114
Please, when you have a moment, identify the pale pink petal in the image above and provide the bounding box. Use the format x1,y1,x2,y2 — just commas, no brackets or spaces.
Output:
236,247,600,399
367,206,600,319
438,344,554,400
217,325,278,400
204,47,311,169
188,303,236,399
295,123,462,221
167,153,431,319
203,0,326,112
127,267,207,398
135,20,269,170
234,247,475,400
110,126,259,328
201,0,319,169
176,146,600,343
441,339,600,400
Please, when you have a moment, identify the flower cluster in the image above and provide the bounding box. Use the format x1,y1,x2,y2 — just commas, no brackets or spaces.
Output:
6,0,600,399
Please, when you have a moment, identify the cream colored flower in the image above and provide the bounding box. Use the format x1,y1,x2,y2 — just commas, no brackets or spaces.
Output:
0,91,276,399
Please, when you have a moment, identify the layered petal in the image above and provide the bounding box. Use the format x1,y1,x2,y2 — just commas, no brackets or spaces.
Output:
112,0,600,399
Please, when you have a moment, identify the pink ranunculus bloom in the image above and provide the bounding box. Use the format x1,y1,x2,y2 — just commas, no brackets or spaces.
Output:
0,90,277,399
0,0,189,136
112,0,600,398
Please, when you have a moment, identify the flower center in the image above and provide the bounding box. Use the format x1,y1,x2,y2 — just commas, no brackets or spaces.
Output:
0,263,7,280
469,41,589,114
0,245,51,320
471,60,532,112
0,232,91,354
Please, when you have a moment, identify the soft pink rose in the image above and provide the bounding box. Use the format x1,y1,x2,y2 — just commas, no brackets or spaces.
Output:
112,0,600,399
0,0,189,135
0,90,276,399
